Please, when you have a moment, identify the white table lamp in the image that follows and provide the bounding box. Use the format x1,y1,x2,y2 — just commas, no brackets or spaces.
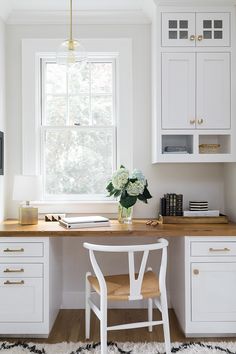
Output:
13,175,42,225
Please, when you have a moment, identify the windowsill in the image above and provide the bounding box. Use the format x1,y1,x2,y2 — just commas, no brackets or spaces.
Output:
31,200,118,215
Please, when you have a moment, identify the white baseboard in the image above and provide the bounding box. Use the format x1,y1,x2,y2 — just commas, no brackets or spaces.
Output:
61,291,171,309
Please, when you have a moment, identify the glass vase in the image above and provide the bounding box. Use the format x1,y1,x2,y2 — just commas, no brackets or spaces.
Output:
118,203,133,224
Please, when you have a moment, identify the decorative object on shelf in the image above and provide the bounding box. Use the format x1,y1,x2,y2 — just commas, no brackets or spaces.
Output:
189,200,208,211
146,215,163,226
45,214,66,222
106,166,152,224
161,214,228,224
13,175,42,225
199,143,220,154
57,0,87,66
160,193,183,216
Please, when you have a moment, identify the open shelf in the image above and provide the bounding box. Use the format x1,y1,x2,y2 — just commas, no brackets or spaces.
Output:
162,135,193,154
198,135,231,154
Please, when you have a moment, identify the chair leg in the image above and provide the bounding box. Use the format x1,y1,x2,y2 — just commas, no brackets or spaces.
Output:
100,297,107,354
160,293,171,354
148,298,153,332
85,272,91,339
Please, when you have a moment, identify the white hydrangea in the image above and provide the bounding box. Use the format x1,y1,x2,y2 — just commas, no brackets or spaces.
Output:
126,180,145,196
131,169,146,184
112,167,129,190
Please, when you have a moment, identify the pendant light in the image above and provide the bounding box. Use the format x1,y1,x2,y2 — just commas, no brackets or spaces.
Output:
57,0,87,65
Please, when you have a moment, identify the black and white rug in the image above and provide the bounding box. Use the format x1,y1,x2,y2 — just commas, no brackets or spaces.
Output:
1,341,236,353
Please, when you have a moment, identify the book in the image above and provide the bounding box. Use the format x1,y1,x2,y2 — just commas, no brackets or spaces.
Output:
183,210,220,217
59,216,110,229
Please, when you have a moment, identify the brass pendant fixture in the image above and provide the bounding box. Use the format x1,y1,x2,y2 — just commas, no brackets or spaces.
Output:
57,0,87,65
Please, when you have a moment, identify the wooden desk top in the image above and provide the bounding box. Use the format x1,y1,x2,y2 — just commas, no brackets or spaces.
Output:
0,220,236,237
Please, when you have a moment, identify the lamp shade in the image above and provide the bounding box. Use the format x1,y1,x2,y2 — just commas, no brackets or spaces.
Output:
13,175,42,202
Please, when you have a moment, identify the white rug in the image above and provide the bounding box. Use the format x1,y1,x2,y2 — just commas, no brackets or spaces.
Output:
1,341,236,353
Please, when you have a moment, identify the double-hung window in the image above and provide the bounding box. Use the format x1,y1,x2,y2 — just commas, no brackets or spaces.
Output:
41,59,116,201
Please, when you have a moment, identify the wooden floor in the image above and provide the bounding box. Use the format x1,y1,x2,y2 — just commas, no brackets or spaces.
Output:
4,309,236,343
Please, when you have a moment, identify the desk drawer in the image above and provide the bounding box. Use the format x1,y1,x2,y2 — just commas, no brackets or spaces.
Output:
191,241,236,257
0,243,43,257
0,264,43,278
0,278,43,322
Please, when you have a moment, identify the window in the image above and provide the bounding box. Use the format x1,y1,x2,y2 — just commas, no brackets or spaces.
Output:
41,59,116,200
22,38,132,212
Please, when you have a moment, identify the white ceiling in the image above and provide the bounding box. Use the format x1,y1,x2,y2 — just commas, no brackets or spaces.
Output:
0,0,152,21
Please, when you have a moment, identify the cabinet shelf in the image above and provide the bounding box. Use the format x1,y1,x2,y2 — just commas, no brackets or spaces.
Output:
198,135,231,154
162,135,193,154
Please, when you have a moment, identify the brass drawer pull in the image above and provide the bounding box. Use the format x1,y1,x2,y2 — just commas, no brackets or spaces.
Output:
209,247,230,252
3,248,24,253
198,35,203,41
190,35,196,41
4,280,24,285
3,268,24,273
193,269,199,275
190,119,196,125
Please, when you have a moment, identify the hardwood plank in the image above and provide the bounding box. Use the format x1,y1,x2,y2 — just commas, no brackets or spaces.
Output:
3,309,236,343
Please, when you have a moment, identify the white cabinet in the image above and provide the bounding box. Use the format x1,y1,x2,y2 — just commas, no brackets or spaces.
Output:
162,12,230,47
162,53,195,129
191,262,236,322
153,5,235,163
162,13,196,47
0,278,43,322
0,238,62,337
197,52,230,129
162,52,231,130
170,237,236,336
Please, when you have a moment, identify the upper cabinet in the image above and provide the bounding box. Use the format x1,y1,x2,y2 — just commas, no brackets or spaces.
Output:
162,12,230,47
162,52,231,130
152,6,235,163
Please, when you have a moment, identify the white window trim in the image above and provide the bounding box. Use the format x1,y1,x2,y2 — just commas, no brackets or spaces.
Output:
22,38,133,214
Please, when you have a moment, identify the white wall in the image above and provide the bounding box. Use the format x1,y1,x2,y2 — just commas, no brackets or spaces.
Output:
224,164,236,221
0,18,5,222
5,22,225,307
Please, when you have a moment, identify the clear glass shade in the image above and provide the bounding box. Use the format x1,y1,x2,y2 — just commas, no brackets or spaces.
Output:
57,39,87,66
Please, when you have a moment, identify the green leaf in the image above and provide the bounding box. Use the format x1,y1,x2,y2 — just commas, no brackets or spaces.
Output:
106,181,113,193
120,194,137,208
120,165,125,169
143,186,152,199
138,194,147,202
114,189,122,197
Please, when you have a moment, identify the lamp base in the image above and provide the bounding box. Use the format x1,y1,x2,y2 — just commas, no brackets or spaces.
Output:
19,206,38,225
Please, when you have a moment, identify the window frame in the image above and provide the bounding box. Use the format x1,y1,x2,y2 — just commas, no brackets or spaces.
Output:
40,57,117,201
22,38,133,214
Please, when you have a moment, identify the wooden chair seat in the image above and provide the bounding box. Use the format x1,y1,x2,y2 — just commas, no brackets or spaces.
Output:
88,270,160,301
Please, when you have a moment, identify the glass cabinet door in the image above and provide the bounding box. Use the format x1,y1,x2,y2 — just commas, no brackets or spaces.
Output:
196,13,230,46
162,13,195,47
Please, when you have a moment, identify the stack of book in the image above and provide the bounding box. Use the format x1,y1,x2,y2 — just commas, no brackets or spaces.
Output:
189,201,208,211
160,193,183,216
59,216,110,229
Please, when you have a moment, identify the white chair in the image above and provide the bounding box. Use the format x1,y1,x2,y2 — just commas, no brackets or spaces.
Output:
84,238,171,354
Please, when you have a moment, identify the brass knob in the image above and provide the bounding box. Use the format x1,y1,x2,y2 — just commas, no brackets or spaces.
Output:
197,35,203,41
198,118,204,125
193,269,199,275
190,119,196,125
190,35,196,41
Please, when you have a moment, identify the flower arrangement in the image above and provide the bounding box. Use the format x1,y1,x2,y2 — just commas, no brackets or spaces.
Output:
106,165,152,209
